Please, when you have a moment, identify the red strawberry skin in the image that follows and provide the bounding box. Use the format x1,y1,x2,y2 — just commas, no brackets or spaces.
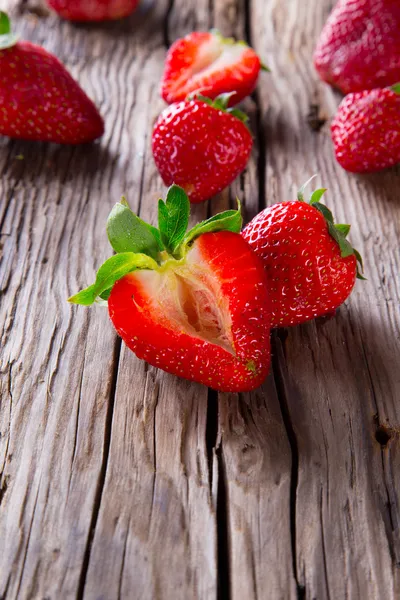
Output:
314,0,400,94
0,41,104,144
46,0,139,21
108,231,271,392
152,99,252,203
242,202,357,328
331,87,400,173
161,32,261,105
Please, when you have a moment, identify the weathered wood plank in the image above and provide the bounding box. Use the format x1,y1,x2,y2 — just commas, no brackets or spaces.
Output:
82,3,219,595
251,0,400,598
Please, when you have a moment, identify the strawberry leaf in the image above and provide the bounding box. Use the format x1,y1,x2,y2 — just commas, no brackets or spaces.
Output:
312,201,334,224
335,223,351,238
195,93,250,124
309,188,327,205
261,63,271,72
107,198,162,258
68,252,158,306
158,185,190,254
297,175,318,201
183,200,242,247
297,176,366,279
0,12,19,49
326,222,354,257
391,83,400,95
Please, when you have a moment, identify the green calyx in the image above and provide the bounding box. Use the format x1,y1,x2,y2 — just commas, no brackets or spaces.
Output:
68,185,243,306
297,177,365,280
194,93,249,124
391,83,400,95
0,12,19,50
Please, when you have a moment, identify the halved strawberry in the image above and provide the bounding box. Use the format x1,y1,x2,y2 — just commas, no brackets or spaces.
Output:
69,186,271,392
161,31,268,106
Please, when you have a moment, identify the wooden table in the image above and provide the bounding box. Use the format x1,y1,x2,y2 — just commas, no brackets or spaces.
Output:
1,0,399,598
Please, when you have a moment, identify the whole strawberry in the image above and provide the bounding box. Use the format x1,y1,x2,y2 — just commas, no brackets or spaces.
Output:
152,94,252,203
46,0,139,21
242,180,364,328
331,85,400,173
161,31,268,106
69,186,271,392
0,12,104,144
314,0,400,94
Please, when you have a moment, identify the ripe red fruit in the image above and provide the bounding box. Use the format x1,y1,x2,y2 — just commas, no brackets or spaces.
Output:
161,31,267,106
331,85,400,173
242,181,364,328
69,186,271,392
0,13,104,144
152,95,253,204
45,0,139,21
314,0,400,94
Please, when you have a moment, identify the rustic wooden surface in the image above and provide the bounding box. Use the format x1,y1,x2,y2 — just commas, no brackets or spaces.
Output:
0,0,399,598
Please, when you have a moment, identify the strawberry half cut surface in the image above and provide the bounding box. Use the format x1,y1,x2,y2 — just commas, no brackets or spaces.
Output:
242,178,364,328
69,186,271,392
161,31,269,106
0,12,104,144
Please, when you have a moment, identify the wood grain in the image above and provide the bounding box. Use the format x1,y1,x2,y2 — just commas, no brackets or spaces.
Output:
0,0,399,598
251,0,400,598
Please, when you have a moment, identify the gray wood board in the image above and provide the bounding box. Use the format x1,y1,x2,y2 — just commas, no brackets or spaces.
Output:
0,0,399,598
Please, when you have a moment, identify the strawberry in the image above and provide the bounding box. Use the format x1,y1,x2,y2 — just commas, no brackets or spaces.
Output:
45,0,139,21
160,31,268,105
69,186,271,392
152,94,253,204
241,180,364,328
331,84,400,173
0,12,104,144
314,0,400,94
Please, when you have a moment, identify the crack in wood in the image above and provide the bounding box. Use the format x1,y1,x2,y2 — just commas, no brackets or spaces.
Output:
206,388,219,491
216,441,231,600
272,330,306,600
360,337,400,566
76,338,122,600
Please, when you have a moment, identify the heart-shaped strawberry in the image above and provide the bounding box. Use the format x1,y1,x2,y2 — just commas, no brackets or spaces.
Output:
69,186,271,392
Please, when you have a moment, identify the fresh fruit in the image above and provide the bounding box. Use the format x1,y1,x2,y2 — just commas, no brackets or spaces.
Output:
152,94,253,204
331,85,400,173
161,31,268,105
314,0,400,94
242,180,364,328
45,0,139,21
69,186,271,392
0,12,104,144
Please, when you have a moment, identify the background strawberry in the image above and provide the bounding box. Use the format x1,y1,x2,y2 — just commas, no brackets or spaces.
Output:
314,0,400,94
152,94,253,203
45,0,140,21
161,31,268,105
69,186,271,392
0,12,104,144
242,181,363,328
331,85,400,173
